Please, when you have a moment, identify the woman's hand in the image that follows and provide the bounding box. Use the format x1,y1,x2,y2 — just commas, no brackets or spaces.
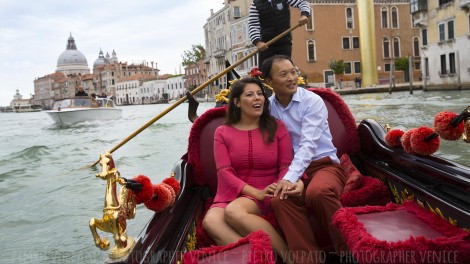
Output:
253,185,275,201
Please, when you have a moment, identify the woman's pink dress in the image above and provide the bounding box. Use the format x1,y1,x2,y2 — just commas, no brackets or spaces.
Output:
211,120,293,215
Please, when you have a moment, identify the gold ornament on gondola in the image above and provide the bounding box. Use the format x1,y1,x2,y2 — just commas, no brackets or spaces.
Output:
89,151,136,259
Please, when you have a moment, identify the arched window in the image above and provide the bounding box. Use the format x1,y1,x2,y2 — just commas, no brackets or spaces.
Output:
393,37,400,58
307,40,316,62
381,7,388,28
391,7,398,28
383,38,390,58
346,7,353,29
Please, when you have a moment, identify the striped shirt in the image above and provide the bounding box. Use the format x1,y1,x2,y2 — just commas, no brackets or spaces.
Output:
248,0,311,45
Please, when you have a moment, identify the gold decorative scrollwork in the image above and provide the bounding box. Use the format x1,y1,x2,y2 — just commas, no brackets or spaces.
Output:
391,185,460,227
186,221,197,251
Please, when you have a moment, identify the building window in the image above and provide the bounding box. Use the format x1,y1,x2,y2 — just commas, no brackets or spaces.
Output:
352,37,360,49
344,62,352,74
383,38,390,58
307,40,316,62
306,8,314,30
414,62,421,70
449,53,456,74
391,7,398,28
384,63,391,72
447,20,454,40
440,54,447,75
342,37,350,49
346,7,353,29
393,37,400,58
413,37,420,57
422,28,427,46
381,7,388,28
438,0,452,6
439,23,445,42
354,61,361,73
233,6,241,19
425,57,429,77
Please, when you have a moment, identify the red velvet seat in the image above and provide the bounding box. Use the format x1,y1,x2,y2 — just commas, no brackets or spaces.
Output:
186,89,390,249
333,201,470,264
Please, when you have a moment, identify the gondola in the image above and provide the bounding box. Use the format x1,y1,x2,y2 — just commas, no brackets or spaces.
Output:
87,27,470,264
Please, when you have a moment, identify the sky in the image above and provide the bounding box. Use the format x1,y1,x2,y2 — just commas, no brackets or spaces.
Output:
0,0,225,106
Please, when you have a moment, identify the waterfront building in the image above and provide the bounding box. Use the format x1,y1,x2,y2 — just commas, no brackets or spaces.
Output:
141,78,168,104
56,34,90,76
166,75,186,100
10,89,32,108
34,34,92,108
33,34,161,108
411,0,470,89
184,59,211,99
205,0,420,88
115,74,158,105
33,72,66,108
92,49,160,99
204,3,232,94
291,0,420,88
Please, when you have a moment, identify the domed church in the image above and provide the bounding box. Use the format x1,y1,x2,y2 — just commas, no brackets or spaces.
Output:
56,33,90,75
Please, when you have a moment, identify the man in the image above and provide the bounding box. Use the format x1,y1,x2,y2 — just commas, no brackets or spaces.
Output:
248,0,310,67
261,55,348,263
75,86,88,96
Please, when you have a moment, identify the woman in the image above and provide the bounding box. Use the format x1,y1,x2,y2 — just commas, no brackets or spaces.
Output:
202,77,294,263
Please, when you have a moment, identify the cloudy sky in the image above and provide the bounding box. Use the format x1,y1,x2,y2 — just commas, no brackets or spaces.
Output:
0,0,225,106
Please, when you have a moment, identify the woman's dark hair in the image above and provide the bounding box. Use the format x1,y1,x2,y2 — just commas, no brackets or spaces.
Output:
226,77,278,142
260,55,294,79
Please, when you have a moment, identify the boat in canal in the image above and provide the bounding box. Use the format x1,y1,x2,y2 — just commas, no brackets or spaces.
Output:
88,81,470,264
45,97,122,126
13,104,42,113
87,25,470,264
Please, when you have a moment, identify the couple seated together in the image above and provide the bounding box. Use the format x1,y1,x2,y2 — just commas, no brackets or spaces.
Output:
202,55,349,264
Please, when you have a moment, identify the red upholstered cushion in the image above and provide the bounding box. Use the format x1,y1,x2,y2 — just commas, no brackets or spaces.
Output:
340,154,363,193
183,230,275,264
332,201,470,264
340,176,391,207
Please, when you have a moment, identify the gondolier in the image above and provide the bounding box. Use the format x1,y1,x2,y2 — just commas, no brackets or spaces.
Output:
248,0,310,67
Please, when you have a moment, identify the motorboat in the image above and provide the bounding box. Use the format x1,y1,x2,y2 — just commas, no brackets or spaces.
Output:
46,97,122,126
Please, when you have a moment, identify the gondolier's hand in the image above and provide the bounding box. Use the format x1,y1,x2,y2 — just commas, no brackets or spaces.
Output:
299,15,308,26
256,41,268,51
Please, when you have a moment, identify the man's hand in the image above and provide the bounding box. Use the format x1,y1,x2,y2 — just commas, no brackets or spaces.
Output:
273,179,305,200
256,41,268,51
273,179,295,200
299,15,308,26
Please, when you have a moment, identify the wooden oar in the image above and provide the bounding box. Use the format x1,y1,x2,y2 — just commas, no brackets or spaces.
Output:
85,22,303,168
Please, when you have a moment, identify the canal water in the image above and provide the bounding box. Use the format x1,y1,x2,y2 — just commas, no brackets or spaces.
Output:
0,90,468,263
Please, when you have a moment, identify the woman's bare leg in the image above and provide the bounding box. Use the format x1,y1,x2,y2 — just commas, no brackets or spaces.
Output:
202,207,242,245
225,197,291,263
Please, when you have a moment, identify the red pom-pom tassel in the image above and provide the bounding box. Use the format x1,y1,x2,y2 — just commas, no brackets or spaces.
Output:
385,129,405,147
144,184,172,212
401,129,416,154
132,175,153,204
410,126,440,155
163,177,181,195
434,111,464,141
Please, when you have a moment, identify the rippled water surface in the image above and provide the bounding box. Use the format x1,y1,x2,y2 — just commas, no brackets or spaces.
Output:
0,90,468,263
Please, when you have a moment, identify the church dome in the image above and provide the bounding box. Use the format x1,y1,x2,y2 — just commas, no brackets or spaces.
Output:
56,34,90,75
93,49,108,68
